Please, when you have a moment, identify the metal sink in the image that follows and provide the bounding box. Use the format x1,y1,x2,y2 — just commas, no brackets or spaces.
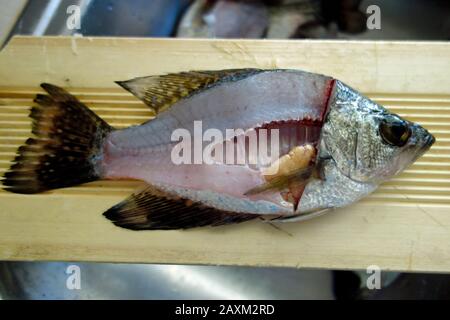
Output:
0,262,334,299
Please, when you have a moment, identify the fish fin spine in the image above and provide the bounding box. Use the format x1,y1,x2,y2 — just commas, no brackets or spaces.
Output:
2,83,113,194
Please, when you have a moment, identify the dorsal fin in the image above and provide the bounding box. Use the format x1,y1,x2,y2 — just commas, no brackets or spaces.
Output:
116,69,265,114
103,186,260,230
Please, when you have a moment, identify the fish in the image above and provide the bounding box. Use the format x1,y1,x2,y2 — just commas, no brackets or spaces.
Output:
2,69,435,230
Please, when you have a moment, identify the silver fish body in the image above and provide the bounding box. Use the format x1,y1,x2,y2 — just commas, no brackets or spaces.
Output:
3,69,435,229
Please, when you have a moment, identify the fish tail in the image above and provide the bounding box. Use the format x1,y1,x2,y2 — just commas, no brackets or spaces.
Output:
2,83,113,194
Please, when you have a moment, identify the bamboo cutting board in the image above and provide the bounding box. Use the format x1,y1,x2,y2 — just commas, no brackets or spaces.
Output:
0,36,449,272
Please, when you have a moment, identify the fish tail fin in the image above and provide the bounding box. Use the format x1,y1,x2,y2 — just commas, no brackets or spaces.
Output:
2,83,113,194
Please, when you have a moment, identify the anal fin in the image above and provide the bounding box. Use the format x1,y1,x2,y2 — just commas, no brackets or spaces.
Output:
103,186,260,230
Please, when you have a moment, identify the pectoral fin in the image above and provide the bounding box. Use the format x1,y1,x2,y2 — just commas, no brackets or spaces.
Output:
244,144,317,211
244,166,313,196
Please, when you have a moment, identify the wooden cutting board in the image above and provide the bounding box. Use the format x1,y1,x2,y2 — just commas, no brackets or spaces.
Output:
0,36,449,272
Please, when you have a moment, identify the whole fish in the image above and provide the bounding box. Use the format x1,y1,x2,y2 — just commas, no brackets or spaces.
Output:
2,69,435,230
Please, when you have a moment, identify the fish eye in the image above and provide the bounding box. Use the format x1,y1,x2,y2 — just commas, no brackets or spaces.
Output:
379,117,411,147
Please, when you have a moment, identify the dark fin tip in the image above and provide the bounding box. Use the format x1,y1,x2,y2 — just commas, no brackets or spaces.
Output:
114,80,130,90
2,84,113,194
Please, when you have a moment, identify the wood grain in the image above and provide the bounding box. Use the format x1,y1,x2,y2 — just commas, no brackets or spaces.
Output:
0,36,449,272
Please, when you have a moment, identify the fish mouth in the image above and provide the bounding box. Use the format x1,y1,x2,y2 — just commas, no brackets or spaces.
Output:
410,132,435,163
419,131,435,154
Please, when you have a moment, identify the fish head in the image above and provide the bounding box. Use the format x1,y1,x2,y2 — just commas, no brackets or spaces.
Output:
321,81,435,184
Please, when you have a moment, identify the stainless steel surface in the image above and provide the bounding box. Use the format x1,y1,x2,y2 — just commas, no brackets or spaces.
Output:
8,0,90,36
7,0,450,41
8,0,190,39
0,262,334,299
